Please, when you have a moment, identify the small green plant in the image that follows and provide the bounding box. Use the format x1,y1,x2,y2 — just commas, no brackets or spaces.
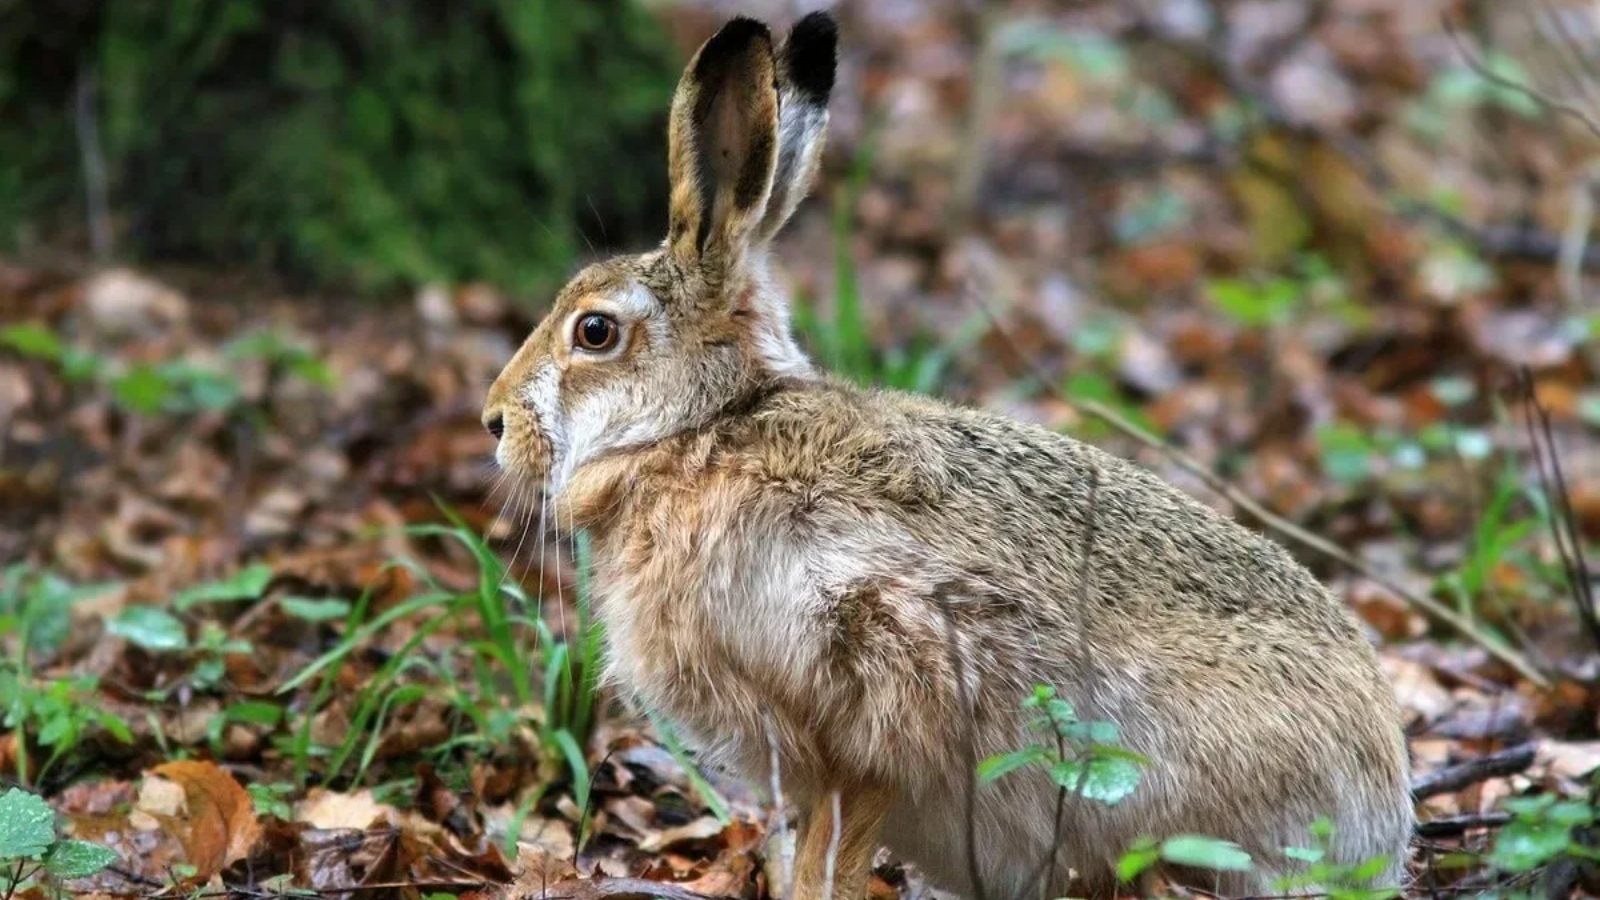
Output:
0,673,133,790
1206,276,1303,329
0,566,131,787
978,685,1149,805
0,322,332,419
0,787,119,895
1274,817,1398,900
0,324,103,383
278,502,603,805
1117,833,1255,884
1485,793,1599,875
108,564,267,695
1062,370,1164,442
247,782,296,821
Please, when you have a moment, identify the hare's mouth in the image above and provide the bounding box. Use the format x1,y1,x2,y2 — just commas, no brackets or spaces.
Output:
493,406,556,488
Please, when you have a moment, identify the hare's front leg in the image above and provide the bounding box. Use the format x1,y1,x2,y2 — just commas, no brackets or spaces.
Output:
790,784,894,900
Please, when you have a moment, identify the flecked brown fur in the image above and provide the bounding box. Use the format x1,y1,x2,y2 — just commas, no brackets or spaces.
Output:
483,12,1412,900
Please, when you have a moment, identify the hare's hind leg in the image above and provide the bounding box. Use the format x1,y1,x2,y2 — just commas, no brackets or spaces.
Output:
791,785,895,900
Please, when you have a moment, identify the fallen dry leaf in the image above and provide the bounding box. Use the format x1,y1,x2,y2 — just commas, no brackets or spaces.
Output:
294,787,396,831
638,815,728,854
1535,739,1600,784
138,759,261,882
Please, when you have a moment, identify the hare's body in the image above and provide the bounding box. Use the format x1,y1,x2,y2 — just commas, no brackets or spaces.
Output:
484,12,1412,899
566,379,1411,897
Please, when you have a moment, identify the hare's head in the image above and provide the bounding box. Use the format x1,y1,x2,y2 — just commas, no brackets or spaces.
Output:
483,12,837,492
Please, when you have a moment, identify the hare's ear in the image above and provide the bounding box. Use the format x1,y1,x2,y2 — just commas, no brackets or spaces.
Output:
755,11,837,245
665,17,780,269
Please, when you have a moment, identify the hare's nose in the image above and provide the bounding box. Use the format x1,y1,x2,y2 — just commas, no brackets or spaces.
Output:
483,409,505,439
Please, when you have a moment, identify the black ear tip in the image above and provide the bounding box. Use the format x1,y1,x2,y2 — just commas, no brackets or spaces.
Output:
699,15,773,64
785,10,838,104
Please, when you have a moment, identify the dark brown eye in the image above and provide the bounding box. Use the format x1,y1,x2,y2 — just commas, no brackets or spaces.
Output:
574,313,619,352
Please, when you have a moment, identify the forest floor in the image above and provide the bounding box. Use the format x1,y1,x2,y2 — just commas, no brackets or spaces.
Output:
4,1,1600,898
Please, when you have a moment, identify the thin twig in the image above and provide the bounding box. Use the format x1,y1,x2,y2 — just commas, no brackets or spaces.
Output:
968,296,1551,688
1442,13,1600,144
1410,743,1538,800
1416,812,1513,839
573,748,617,858
534,878,719,900
1519,369,1600,654
1554,169,1600,387
950,0,1003,228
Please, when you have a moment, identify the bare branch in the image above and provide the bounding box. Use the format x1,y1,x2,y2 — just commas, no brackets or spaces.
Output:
1442,12,1600,144
1415,812,1513,839
1518,369,1600,655
1409,742,1538,800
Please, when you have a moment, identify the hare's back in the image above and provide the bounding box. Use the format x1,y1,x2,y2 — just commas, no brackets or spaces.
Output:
755,383,1360,639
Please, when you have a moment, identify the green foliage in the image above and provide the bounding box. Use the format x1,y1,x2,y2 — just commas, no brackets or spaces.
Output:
0,566,131,787
1062,370,1164,442
979,685,1149,807
0,788,56,861
648,711,732,826
1274,817,1398,900
1312,418,1495,487
1,321,331,420
1486,794,1599,874
0,0,678,293
247,781,295,821
107,606,188,651
107,572,258,696
1207,276,1303,328
276,502,604,806
1116,833,1254,884
0,564,116,664
279,596,352,622
0,788,119,893
1407,55,1542,142
999,24,1130,85
174,563,273,611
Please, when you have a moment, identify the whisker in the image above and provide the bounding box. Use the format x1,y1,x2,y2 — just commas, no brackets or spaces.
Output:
555,493,569,646
563,493,579,699
536,488,551,624
496,480,537,597
484,473,519,544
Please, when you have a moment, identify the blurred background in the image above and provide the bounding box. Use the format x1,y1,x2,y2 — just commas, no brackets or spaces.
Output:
4,0,1600,897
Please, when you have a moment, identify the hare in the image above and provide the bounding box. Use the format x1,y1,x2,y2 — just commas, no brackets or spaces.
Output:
482,11,1413,900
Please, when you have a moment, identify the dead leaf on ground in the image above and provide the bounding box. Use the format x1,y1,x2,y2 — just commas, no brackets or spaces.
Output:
295,787,396,831
134,759,261,882
638,815,731,854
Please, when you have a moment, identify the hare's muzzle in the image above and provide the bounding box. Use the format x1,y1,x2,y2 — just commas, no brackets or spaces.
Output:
481,396,555,486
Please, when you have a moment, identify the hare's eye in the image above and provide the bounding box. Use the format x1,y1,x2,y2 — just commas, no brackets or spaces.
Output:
574,313,620,352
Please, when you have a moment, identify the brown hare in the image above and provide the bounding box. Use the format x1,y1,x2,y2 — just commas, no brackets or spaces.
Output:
482,11,1413,900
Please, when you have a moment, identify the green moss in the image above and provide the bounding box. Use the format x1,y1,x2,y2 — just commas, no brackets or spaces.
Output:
0,0,679,293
